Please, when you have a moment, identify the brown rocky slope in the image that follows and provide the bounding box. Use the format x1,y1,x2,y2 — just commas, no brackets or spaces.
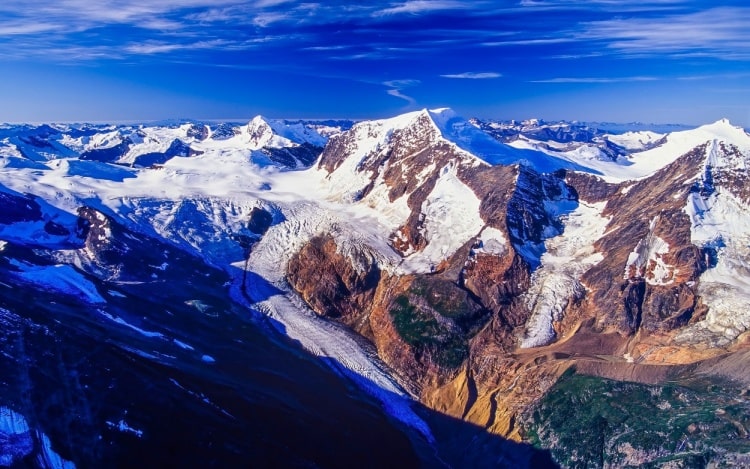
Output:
285,112,750,465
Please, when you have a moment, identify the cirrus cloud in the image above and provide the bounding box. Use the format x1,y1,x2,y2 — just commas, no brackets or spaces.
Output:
440,72,502,79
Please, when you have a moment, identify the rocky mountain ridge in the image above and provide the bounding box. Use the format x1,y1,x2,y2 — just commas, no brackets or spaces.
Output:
0,109,748,467
290,109,750,465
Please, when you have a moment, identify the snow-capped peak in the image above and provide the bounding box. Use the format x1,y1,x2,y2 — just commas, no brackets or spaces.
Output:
244,115,327,150
697,118,750,144
424,108,517,163
244,115,279,150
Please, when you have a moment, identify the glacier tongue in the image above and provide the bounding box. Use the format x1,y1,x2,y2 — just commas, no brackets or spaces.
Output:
521,201,609,348
243,201,434,442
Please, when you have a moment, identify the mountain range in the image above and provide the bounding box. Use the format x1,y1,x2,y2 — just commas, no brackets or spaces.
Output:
0,109,748,468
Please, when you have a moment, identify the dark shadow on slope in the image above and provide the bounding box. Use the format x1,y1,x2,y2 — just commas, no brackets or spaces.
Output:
0,269,427,468
507,167,579,271
318,354,560,469
0,195,558,468
0,246,558,469
65,159,137,182
0,184,83,248
241,270,285,302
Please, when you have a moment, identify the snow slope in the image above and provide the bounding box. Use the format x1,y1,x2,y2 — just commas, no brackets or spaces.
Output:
1,111,748,441
0,131,433,441
509,119,750,182
400,162,484,273
679,142,750,345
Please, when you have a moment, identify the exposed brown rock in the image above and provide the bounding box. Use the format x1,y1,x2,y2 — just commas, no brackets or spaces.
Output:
463,252,531,322
287,234,380,338
563,170,620,203
291,117,749,451
580,144,709,336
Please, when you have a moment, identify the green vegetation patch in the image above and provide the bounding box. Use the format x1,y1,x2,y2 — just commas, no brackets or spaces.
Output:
521,369,750,468
389,294,468,370
409,277,487,332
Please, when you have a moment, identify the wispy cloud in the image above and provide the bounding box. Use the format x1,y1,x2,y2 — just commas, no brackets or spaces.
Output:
481,38,574,47
520,0,689,11
531,76,658,83
124,39,228,55
0,22,62,36
374,1,468,16
579,7,750,60
440,72,501,79
383,79,420,106
252,11,293,27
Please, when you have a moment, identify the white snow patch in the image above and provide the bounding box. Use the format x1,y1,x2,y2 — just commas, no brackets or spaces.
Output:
106,419,144,438
201,354,215,363
475,227,507,256
399,163,484,273
605,131,664,151
679,187,750,344
0,406,30,435
173,339,195,351
97,310,164,338
623,217,676,285
9,261,106,303
38,433,76,469
0,407,75,468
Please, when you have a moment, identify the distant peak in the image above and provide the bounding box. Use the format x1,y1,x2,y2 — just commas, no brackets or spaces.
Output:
698,117,747,134
249,115,269,125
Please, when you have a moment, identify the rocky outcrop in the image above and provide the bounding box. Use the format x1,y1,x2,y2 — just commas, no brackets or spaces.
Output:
573,144,709,339
75,206,224,286
131,139,202,168
80,137,133,163
261,142,322,168
287,235,380,336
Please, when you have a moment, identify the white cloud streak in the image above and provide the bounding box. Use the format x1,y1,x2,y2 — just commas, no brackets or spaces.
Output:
531,76,658,83
440,72,501,79
580,7,750,60
374,1,468,16
124,39,229,55
383,79,420,105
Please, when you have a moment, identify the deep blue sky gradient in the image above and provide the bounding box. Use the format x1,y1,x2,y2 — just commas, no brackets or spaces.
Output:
0,1,748,125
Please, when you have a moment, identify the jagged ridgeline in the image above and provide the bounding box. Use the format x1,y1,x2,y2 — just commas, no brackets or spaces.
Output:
0,110,748,467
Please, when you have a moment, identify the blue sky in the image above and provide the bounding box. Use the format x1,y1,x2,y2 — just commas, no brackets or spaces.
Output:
0,0,748,125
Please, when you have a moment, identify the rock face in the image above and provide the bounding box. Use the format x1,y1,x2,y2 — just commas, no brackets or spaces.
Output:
80,137,133,162
245,116,328,168
286,111,750,465
288,235,380,336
